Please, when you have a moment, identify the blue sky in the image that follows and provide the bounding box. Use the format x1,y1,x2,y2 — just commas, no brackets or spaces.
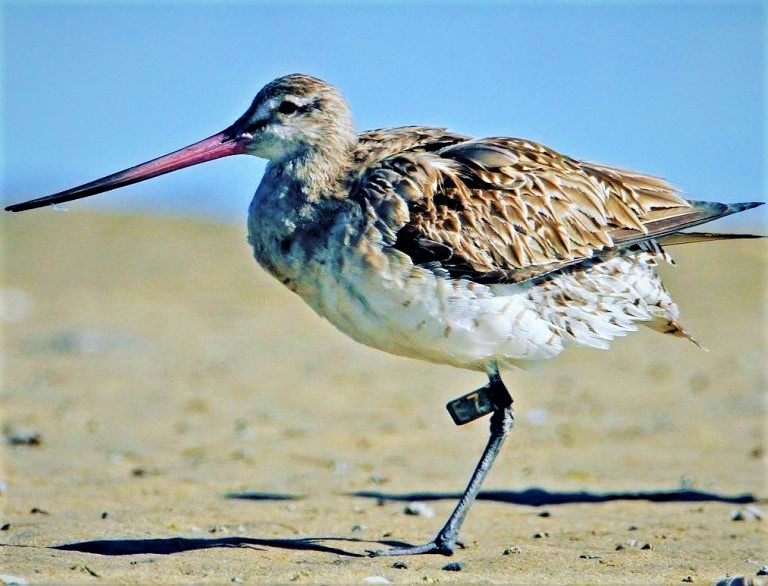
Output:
2,1,765,230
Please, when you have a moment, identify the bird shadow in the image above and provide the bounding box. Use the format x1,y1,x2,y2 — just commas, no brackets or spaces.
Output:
51,536,396,558
351,486,758,506
49,487,758,558
52,490,407,557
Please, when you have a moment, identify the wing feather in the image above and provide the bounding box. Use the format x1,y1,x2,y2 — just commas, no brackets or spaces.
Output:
348,131,761,284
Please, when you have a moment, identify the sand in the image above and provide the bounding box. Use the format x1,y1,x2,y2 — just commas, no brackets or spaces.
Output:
1,211,766,584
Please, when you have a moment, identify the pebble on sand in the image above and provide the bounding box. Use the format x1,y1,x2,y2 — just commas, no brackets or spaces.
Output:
403,502,435,518
730,506,764,522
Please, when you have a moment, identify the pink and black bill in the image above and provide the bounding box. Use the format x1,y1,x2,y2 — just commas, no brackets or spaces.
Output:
5,126,253,213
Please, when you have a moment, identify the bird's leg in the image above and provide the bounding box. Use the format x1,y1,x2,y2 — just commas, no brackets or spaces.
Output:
369,370,514,557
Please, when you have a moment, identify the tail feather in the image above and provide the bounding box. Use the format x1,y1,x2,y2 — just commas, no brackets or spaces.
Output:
659,231,765,246
610,200,765,248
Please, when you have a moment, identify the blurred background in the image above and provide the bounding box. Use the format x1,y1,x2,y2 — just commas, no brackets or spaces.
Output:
2,1,764,230
2,6,765,581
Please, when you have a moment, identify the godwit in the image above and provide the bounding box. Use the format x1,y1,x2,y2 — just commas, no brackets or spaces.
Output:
6,74,763,556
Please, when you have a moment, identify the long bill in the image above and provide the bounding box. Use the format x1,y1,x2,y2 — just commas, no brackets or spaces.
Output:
5,129,251,213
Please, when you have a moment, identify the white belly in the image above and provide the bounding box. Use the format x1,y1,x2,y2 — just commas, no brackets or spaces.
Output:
292,247,680,373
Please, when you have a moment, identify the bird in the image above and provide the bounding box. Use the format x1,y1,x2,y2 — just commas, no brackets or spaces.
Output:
6,73,763,557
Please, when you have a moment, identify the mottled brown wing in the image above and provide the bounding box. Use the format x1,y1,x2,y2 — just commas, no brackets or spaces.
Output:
351,134,750,284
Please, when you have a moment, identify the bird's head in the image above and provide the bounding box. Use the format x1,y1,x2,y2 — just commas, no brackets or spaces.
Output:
232,74,356,163
5,74,355,213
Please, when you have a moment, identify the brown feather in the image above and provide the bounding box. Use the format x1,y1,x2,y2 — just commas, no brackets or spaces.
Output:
346,129,763,285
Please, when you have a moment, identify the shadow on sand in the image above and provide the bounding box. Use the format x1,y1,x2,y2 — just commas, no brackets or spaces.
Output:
225,492,300,501
50,487,757,557
352,487,758,506
51,536,401,557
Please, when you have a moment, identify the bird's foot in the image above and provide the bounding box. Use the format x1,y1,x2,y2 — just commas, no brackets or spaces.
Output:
367,537,456,557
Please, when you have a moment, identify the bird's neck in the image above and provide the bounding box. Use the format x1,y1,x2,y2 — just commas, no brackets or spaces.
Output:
248,137,358,281
248,124,359,282
280,131,357,200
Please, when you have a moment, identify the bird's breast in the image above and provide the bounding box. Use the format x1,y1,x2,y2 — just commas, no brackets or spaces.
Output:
246,179,657,373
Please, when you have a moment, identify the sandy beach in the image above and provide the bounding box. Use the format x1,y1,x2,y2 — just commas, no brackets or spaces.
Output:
2,211,765,584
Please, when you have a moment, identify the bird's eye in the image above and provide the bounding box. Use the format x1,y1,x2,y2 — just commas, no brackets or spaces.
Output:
278,100,299,115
